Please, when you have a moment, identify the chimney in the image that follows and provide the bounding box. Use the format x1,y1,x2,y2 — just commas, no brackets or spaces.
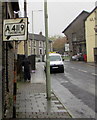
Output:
39,32,42,35
95,1,97,7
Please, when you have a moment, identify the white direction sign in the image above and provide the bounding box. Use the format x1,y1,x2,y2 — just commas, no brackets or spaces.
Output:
3,18,28,41
65,44,69,51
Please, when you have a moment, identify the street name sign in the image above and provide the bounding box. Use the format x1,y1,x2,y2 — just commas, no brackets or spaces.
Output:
3,17,28,41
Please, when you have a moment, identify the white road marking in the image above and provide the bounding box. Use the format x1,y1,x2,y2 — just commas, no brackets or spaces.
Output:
71,67,75,69
78,69,87,73
69,67,96,76
92,73,97,76
64,81,69,83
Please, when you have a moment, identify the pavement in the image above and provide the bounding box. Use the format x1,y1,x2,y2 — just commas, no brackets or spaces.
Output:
87,62,97,67
16,62,72,119
65,59,97,67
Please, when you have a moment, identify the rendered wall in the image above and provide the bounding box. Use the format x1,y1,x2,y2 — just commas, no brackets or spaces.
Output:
85,9,97,62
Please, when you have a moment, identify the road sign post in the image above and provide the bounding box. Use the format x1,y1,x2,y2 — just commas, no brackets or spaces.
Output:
3,17,28,118
44,0,51,100
3,18,28,41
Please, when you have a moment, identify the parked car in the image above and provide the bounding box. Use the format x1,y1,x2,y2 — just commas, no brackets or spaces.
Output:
44,53,64,73
72,53,84,61
72,54,78,61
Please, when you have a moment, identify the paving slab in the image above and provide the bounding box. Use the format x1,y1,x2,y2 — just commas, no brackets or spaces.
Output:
16,63,72,118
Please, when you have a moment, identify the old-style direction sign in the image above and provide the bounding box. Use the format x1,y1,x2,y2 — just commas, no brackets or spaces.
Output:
3,17,28,41
65,43,69,51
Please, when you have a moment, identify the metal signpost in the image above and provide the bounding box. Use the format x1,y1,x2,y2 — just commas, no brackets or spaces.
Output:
44,0,51,100
3,17,28,118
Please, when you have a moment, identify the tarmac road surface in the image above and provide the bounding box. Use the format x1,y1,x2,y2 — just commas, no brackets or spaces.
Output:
51,61,96,118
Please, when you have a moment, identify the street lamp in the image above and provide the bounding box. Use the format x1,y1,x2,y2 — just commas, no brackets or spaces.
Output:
31,10,43,55
44,0,51,100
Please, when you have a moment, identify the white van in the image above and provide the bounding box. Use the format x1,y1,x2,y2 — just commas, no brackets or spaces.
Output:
44,53,64,73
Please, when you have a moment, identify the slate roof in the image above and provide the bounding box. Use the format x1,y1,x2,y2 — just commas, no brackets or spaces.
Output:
29,33,46,41
29,33,52,42
85,6,97,21
62,10,89,33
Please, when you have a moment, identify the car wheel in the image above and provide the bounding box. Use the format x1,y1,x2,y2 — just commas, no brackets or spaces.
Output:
61,67,64,73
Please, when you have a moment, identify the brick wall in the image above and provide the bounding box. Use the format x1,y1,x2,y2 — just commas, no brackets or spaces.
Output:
1,2,20,118
7,45,14,117
1,2,14,118
0,2,3,120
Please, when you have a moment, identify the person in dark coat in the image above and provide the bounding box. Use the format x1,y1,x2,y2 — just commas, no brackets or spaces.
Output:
22,57,31,82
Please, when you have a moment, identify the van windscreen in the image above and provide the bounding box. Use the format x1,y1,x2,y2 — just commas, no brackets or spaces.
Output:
50,55,61,61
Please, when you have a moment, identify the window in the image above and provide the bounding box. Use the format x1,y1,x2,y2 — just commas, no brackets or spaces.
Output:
39,41,43,47
34,41,36,47
72,33,77,41
34,48,36,54
50,55,61,61
39,49,42,55
29,40,31,47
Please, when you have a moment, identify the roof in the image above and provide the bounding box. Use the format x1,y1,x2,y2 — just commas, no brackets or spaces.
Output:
62,10,89,33
49,53,61,56
29,33,46,41
29,33,52,42
85,6,97,21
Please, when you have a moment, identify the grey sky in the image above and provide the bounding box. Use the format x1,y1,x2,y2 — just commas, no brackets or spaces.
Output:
19,0,96,37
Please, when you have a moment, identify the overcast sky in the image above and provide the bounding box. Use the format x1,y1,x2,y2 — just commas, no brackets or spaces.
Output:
19,0,96,37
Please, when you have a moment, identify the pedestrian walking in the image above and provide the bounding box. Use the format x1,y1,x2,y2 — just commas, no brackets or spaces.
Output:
22,57,31,82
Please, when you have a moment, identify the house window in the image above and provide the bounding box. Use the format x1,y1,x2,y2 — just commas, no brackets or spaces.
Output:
29,40,31,47
39,41,41,46
39,49,42,55
34,48,36,54
39,41,43,47
34,41,36,47
72,33,77,41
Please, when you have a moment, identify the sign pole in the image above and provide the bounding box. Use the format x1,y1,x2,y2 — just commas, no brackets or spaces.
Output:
3,16,28,118
24,0,28,58
31,11,34,55
13,41,18,118
44,0,51,100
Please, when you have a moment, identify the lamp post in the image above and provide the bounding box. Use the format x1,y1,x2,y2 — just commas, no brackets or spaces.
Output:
44,0,51,100
31,10,43,55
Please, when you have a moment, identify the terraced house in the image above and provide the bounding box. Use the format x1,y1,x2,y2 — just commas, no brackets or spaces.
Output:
28,32,52,61
85,6,97,62
62,11,89,58
18,32,52,61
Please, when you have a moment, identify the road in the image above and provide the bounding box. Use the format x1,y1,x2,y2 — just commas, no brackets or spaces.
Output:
51,61,96,118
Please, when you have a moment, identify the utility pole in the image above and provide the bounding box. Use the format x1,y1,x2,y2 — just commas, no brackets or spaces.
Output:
24,0,28,57
44,0,51,100
31,11,34,55
13,11,19,119
13,40,17,118
31,10,42,55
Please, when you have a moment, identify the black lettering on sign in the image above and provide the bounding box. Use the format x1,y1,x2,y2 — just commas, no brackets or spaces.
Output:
5,25,10,32
12,25,15,31
21,24,25,31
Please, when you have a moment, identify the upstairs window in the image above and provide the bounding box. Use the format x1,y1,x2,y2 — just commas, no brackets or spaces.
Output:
34,41,36,47
39,49,42,54
39,41,43,47
72,33,77,41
